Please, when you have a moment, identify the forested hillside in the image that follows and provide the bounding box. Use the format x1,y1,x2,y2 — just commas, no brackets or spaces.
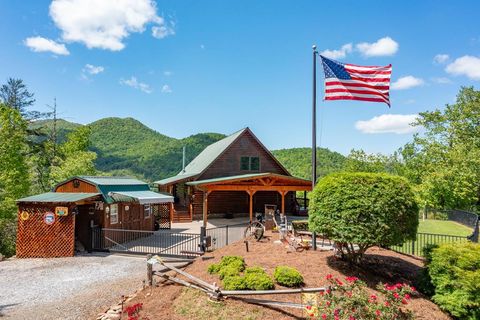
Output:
271,147,346,179
31,118,346,182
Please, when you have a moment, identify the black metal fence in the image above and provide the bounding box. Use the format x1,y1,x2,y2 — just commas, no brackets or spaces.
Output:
206,223,249,250
389,232,469,257
92,227,201,258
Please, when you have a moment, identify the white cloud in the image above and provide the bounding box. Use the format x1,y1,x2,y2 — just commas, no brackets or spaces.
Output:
320,43,352,59
391,76,424,90
120,77,152,93
161,84,172,93
24,36,69,55
84,64,104,75
445,55,480,80
355,114,420,134
431,77,452,84
433,54,449,64
356,37,399,57
163,71,173,76
49,0,174,51
152,21,175,39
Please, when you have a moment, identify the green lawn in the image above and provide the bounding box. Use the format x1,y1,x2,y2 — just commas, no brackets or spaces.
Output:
418,219,472,237
390,219,473,256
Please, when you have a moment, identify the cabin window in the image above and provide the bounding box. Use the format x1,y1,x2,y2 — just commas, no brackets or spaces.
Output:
250,157,260,170
110,204,119,224
144,204,151,218
240,156,260,171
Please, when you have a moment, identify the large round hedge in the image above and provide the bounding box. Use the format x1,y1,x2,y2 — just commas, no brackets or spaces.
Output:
308,172,418,263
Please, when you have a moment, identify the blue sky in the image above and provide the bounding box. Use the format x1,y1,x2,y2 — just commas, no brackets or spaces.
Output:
1,1,479,155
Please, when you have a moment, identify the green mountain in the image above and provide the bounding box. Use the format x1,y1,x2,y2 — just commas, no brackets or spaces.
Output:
30,118,346,182
271,147,346,180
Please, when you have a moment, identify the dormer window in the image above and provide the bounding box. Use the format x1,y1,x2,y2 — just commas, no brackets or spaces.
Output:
240,156,260,171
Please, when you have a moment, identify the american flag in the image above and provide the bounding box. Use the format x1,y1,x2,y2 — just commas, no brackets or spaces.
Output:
320,55,392,106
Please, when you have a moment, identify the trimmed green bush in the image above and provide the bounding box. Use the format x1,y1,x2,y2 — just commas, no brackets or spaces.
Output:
308,172,418,263
244,271,275,290
273,266,304,287
222,275,247,290
207,255,245,276
218,265,242,279
244,266,266,275
427,242,480,319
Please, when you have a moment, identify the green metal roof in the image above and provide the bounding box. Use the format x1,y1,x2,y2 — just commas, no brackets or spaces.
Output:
77,176,147,186
108,191,174,204
154,172,198,186
186,172,311,186
17,192,101,203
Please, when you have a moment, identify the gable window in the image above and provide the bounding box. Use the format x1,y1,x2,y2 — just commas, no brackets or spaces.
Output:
144,204,151,219
110,204,119,224
240,156,260,171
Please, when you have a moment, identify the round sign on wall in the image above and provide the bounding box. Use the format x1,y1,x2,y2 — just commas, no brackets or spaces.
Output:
44,212,55,225
20,211,29,221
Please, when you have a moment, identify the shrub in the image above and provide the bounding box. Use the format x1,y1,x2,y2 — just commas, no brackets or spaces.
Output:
273,266,304,287
0,219,17,257
218,265,241,279
311,274,414,319
244,266,266,275
427,242,480,319
308,172,418,264
244,271,274,290
222,275,247,290
207,255,245,275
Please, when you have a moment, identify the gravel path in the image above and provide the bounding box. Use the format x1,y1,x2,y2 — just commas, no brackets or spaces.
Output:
0,253,147,320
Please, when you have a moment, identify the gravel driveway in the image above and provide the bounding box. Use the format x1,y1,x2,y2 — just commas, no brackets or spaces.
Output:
0,253,147,320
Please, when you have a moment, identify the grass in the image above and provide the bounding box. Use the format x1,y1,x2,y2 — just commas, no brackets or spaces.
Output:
173,288,264,320
418,219,472,237
390,219,473,257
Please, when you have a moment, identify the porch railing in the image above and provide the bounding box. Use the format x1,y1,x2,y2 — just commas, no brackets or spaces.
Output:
206,223,250,250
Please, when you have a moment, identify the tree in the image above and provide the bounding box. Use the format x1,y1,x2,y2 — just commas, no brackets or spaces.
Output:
50,126,97,184
344,149,405,175
0,104,30,219
405,87,480,210
308,172,419,264
0,78,36,119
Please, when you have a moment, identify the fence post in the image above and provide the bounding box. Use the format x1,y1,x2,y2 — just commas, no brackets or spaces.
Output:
411,239,415,256
226,225,229,245
147,254,153,286
200,226,206,252
312,232,317,250
89,220,94,253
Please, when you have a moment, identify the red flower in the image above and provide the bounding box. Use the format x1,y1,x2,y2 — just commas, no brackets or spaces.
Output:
401,298,408,305
404,293,411,300
349,316,356,320
345,276,359,283
334,309,339,316
306,305,312,310
326,274,334,280
334,316,339,320
393,292,400,299
321,314,327,320
384,301,390,307
335,279,344,286
370,294,377,300
326,289,331,294
375,310,381,316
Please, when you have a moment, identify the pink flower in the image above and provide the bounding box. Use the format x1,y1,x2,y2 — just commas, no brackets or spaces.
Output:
349,316,356,320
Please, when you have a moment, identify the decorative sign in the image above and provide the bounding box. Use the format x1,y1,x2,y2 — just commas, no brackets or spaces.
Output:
55,206,68,216
95,201,103,210
20,211,29,221
125,205,130,211
105,206,110,214
43,212,55,225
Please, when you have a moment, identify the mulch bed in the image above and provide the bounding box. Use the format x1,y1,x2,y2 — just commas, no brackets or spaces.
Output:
125,232,451,320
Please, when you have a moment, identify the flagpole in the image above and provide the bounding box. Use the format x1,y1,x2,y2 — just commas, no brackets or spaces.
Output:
312,44,318,190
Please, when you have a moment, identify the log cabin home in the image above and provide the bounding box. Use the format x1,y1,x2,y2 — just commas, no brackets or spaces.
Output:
155,128,312,224
16,176,173,258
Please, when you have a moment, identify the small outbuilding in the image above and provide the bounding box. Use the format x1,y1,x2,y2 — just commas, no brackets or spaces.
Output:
16,176,173,258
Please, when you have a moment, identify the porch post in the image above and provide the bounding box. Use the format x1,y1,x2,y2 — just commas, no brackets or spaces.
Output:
202,190,209,228
281,191,286,214
248,190,254,223
169,202,174,222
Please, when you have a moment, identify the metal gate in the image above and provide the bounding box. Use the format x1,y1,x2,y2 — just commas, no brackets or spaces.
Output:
91,227,201,258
